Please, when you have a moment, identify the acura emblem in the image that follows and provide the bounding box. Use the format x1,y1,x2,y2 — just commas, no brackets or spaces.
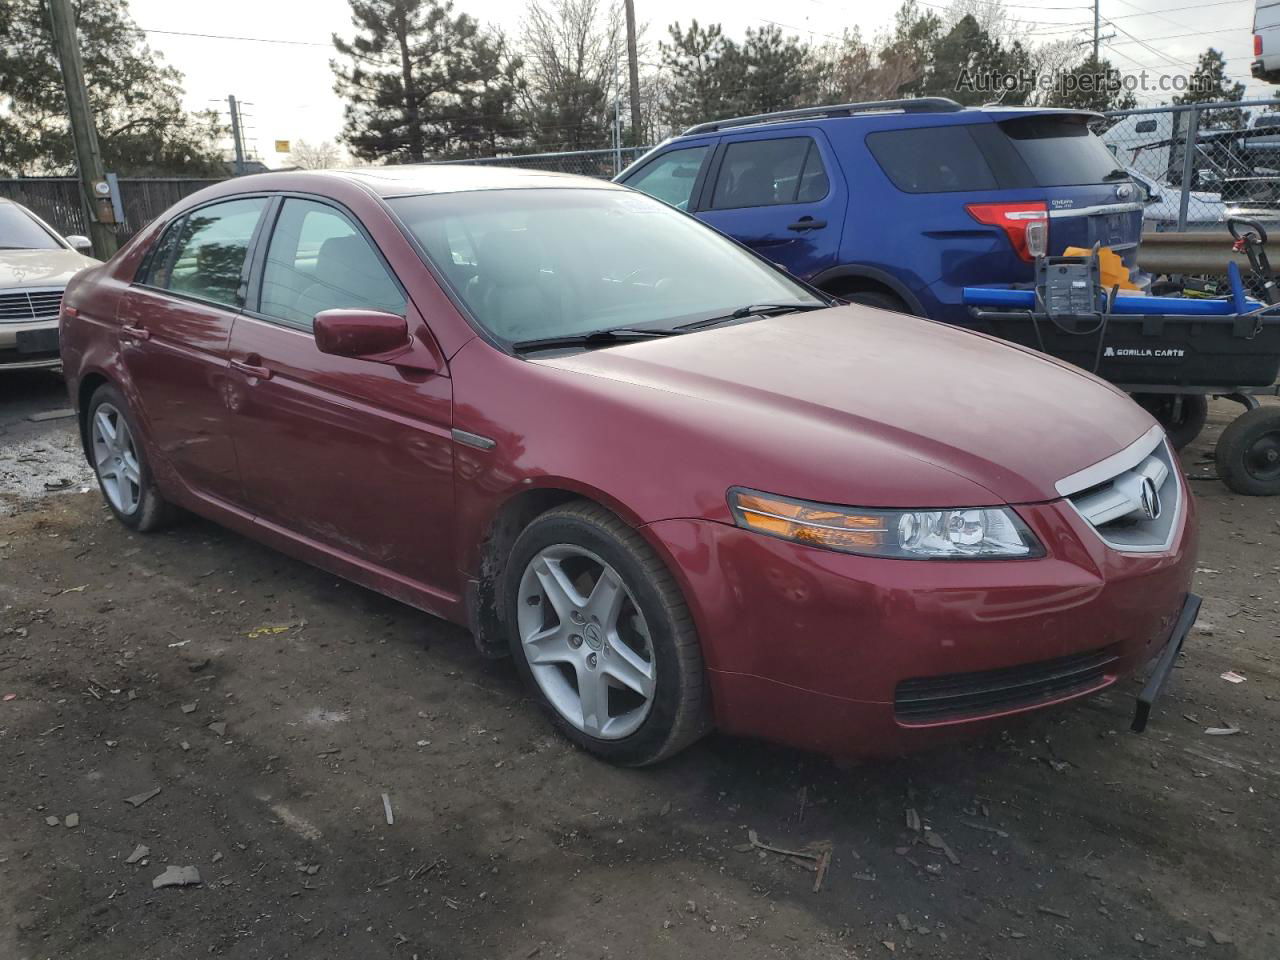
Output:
1139,476,1162,521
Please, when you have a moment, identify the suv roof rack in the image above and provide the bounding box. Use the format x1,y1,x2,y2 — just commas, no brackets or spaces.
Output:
681,97,964,136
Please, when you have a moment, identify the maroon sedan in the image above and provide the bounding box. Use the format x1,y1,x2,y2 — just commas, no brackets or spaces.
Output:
59,167,1197,765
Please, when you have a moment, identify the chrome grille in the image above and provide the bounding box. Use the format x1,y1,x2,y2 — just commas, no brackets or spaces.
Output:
0,288,63,324
1058,425,1182,553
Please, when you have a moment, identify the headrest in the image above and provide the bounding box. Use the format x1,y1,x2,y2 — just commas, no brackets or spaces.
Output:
476,230,543,288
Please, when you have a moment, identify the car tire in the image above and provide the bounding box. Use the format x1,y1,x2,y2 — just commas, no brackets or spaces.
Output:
503,501,709,766
842,290,911,313
86,384,176,532
1133,393,1208,450
1215,405,1280,496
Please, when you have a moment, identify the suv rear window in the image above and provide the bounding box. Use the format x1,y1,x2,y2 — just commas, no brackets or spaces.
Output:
998,115,1125,186
865,126,998,193
867,116,1127,193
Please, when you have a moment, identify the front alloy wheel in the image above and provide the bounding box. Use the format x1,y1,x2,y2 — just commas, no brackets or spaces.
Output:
504,502,709,765
517,544,656,740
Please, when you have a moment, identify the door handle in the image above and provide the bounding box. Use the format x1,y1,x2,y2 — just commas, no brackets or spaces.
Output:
120,324,150,341
787,217,827,232
231,358,273,380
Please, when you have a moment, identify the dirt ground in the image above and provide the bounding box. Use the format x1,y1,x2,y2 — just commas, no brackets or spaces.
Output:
1,368,1277,960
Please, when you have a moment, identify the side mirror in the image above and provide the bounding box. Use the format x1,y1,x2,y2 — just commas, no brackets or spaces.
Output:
313,309,434,371
66,235,92,255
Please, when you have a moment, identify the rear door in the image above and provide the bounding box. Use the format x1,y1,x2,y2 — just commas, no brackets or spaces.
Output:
694,130,847,281
115,196,270,505
227,195,456,601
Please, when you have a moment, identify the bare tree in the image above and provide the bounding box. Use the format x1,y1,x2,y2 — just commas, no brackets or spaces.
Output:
518,0,624,150
288,139,345,169
814,27,927,103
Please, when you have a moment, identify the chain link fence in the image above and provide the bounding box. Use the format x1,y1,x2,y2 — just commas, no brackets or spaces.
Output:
432,146,651,179
1101,98,1280,232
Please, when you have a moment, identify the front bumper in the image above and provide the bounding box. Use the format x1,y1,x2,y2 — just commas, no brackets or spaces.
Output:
646,494,1196,758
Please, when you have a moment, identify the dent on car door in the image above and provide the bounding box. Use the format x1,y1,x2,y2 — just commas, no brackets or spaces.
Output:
115,195,269,505
696,133,846,280
227,196,456,606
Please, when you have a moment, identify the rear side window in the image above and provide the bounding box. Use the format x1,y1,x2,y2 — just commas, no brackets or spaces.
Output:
148,197,268,307
625,146,708,209
866,127,998,193
711,137,827,209
998,116,1125,186
258,198,404,328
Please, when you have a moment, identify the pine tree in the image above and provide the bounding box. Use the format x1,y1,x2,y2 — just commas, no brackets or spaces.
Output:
332,0,522,162
1175,48,1245,129
1047,56,1136,113
660,21,734,131
0,0,224,176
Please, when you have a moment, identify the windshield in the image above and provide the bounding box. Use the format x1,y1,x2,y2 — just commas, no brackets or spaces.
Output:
388,188,821,344
0,204,62,250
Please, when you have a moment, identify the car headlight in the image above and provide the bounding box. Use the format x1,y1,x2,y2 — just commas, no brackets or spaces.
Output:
728,488,1043,559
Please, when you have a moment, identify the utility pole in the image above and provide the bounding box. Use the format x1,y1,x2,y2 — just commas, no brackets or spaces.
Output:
228,95,246,176
624,0,642,145
47,0,117,259
1093,0,1100,64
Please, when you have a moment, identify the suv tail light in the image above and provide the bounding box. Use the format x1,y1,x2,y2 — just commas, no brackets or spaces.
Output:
966,201,1049,262
1256,34,1263,56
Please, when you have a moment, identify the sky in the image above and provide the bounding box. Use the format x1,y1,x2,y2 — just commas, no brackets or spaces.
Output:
125,0,1274,166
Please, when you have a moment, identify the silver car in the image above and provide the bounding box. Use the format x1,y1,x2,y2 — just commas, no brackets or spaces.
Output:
0,199,97,371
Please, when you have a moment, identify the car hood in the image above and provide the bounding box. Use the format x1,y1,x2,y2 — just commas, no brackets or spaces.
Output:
0,248,97,289
538,306,1156,506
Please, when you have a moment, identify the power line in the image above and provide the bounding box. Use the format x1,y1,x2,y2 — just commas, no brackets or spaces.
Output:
138,26,330,47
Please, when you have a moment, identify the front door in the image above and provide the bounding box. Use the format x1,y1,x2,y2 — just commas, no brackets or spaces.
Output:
227,196,455,600
696,130,847,282
115,196,270,505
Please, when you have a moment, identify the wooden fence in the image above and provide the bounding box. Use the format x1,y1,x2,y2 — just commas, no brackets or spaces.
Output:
0,177,223,243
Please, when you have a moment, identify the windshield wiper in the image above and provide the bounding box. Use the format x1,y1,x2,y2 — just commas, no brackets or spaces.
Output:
511,327,680,353
676,301,829,332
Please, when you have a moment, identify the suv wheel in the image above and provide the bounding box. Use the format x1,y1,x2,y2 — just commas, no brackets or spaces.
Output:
86,384,176,531
503,502,709,765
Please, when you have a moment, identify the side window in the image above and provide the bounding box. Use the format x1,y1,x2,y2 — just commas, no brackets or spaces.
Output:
1135,119,1158,134
711,137,816,209
866,127,998,193
139,219,185,288
259,198,405,329
156,197,268,307
624,146,709,210
796,144,830,202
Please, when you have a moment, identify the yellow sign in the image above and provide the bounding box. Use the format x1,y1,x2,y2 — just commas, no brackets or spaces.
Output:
274,140,291,153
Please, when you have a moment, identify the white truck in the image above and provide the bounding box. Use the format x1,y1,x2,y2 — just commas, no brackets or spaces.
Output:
1254,0,1280,82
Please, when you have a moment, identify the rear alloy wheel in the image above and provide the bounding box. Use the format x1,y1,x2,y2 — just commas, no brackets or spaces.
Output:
1215,406,1280,496
504,502,708,765
87,384,175,531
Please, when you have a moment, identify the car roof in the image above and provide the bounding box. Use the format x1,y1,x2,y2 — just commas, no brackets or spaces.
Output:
233,164,627,199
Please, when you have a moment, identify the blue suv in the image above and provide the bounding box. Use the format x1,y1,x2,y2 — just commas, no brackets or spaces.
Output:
616,98,1143,323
